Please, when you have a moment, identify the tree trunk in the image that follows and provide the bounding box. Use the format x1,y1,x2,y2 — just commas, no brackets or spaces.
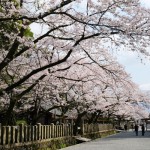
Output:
3,99,17,125
88,112,97,124
73,112,86,136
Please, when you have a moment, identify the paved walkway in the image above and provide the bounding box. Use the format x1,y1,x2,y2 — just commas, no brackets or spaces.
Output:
61,130,150,150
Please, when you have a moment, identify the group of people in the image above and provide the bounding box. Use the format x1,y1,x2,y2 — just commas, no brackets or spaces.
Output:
134,124,145,136
124,123,145,136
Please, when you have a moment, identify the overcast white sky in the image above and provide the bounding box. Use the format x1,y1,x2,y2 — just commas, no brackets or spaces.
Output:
115,50,150,91
114,0,150,91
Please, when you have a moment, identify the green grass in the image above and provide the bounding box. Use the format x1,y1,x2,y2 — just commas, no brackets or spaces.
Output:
16,120,27,125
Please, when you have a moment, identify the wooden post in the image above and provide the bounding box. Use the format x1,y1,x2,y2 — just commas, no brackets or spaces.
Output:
2,126,6,145
44,125,46,139
98,124,100,132
24,125,27,142
46,125,49,139
56,125,59,137
11,126,15,144
37,123,41,140
19,124,24,143
67,124,69,136
81,120,84,136
59,125,62,137
34,125,37,141
41,125,43,140
69,124,71,136
58,125,60,137
28,125,31,142
6,126,11,144
71,120,74,136
51,123,54,138
55,125,57,137
59,125,61,137
15,126,19,143
99,124,101,132
64,124,67,136
49,125,51,138
54,125,57,138
31,125,35,141
62,124,64,137
48,125,51,138
84,124,86,134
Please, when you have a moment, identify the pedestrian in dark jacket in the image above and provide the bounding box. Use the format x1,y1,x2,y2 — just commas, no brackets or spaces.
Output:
135,124,138,136
124,124,127,131
141,124,145,136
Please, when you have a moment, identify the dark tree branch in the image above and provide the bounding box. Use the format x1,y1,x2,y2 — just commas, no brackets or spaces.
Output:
0,0,75,22
0,27,25,72
0,50,72,96
17,74,47,99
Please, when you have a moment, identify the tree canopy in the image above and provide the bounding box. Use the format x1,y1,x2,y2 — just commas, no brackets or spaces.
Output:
0,0,150,125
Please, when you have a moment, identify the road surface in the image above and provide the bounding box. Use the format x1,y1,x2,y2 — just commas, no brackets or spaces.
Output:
61,130,150,150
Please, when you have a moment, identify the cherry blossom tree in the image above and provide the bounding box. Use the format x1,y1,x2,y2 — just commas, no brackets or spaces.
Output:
1,0,150,125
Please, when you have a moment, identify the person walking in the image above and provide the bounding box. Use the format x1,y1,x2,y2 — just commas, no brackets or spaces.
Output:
141,124,145,136
124,124,127,131
135,124,139,136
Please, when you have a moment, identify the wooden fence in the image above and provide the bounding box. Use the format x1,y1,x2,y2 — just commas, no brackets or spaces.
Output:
83,123,113,135
0,123,113,146
0,123,72,146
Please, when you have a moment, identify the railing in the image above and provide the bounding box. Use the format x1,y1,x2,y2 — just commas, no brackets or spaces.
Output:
0,123,72,146
0,123,113,146
83,124,114,135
